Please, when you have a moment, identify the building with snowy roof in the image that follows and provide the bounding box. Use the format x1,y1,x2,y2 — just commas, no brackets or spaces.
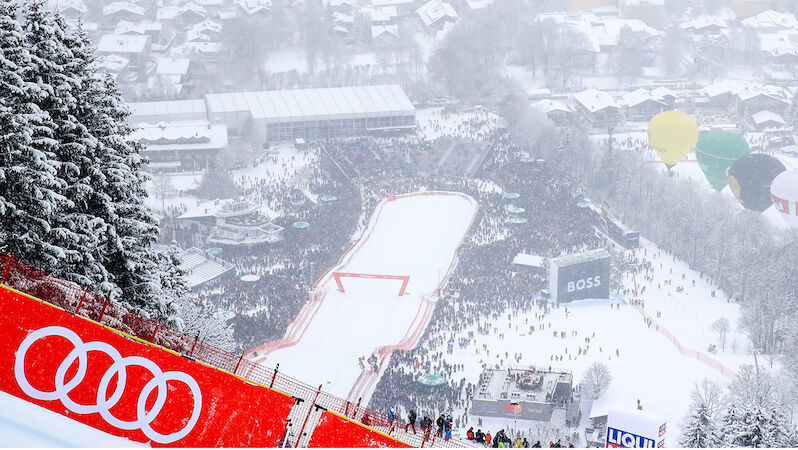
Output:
178,198,283,247
531,99,572,125
96,34,150,67
572,89,621,127
736,84,791,115
204,85,416,142
131,121,228,171
741,9,798,31
622,89,668,121
130,99,208,123
750,110,786,130
416,0,458,31
680,16,727,35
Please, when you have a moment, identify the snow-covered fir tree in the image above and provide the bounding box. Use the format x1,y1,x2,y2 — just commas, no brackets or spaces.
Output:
720,365,797,447
1,0,185,322
680,378,722,448
61,22,168,315
0,0,71,273
20,1,109,289
681,402,719,448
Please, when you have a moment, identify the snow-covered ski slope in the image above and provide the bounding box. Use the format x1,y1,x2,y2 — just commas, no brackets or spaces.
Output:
250,192,477,400
0,391,142,447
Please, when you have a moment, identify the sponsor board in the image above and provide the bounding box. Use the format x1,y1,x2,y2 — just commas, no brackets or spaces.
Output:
0,286,295,447
550,249,611,302
605,409,666,449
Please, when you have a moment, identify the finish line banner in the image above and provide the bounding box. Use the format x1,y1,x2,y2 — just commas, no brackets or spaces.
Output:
0,285,294,447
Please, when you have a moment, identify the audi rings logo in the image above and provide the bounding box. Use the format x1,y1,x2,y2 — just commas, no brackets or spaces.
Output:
14,326,203,444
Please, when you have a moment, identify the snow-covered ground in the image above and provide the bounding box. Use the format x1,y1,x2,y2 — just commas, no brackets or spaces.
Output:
436,239,755,442
253,193,477,400
416,107,502,141
0,391,143,447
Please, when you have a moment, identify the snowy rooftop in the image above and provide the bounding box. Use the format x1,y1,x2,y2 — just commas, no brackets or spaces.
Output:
702,80,748,98
650,87,677,101
736,84,791,103
591,19,659,47
416,0,458,27
531,99,571,114
236,0,272,15
114,20,162,35
130,99,207,119
156,57,190,75
511,253,544,268
573,89,620,113
370,0,413,6
132,121,228,151
751,110,786,126
96,54,130,72
180,198,262,220
550,248,610,267
680,16,727,31
205,85,415,121
622,89,666,108
103,1,146,17
372,25,399,39
96,34,149,54
758,30,798,57
741,9,798,30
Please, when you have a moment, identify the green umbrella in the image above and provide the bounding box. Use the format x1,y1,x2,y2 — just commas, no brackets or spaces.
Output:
292,221,310,229
206,247,223,257
503,192,521,199
418,374,446,386
519,156,535,163
320,195,338,202
508,206,525,214
509,217,528,224
695,130,751,190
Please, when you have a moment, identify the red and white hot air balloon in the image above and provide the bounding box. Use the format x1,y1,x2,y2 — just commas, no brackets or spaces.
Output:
770,169,798,228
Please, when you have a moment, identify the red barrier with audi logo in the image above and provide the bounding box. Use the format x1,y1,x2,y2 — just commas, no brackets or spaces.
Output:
309,412,412,448
0,286,295,447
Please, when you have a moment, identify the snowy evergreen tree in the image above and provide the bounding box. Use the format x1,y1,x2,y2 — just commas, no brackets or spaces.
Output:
20,1,110,289
60,23,169,316
0,0,71,273
720,366,797,447
681,402,719,448
680,379,722,448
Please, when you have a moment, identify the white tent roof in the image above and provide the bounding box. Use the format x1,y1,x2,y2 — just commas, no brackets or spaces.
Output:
512,253,544,268
205,85,415,122
130,99,207,119
751,110,786,126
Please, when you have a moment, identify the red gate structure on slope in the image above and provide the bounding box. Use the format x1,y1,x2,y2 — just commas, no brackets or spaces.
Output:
332,272,411,296
0,253,476,448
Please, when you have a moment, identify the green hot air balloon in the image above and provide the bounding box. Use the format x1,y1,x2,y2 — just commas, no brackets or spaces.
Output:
695,130,750,190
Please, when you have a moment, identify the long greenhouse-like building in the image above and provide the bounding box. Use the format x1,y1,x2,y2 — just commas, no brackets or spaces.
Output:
204,84,416,142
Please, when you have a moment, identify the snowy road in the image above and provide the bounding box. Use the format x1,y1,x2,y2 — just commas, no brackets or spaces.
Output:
248,192,477,401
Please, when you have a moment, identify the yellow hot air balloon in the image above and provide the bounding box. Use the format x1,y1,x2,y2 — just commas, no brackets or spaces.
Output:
647,111,699,167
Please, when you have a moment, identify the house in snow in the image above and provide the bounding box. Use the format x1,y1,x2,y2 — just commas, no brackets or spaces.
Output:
651,87,678,108
735,84,791,116
50,0,87,18
572,89,621,127
157,2,208,29
103,1,147,21
622,89,668,121
236,0,272,16
186,20,222,43
371,25,399,45
132,121,229,172
96,34,150,69
531,99,572,125
680,16,728,36
749,110,787,131
155,57,192,96
416,0,458,32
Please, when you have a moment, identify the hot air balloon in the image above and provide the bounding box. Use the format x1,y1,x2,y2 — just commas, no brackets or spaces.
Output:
727,154,786,212
695,130,750,190
647,111,699,167
770,169,798,228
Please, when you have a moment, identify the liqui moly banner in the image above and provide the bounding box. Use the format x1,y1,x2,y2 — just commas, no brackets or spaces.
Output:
0,286,295,447
606,409,666,448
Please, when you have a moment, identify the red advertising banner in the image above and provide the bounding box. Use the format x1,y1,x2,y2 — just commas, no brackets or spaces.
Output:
0,286,295,447
309,411,412,448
